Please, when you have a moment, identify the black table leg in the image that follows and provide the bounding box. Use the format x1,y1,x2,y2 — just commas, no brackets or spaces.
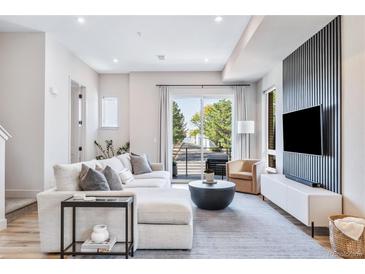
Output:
311,222,314,238
72,206,76,255
60,205,64,259
131,202,134,257
125,206,129,259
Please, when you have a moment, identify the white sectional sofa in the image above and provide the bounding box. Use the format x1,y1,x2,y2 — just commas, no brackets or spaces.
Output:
37,154,193,253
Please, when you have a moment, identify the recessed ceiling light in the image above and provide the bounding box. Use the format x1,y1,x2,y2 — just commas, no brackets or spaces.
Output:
204,58,209,63
214,16,223,23
113,58,119,63
157,55,166,61
77,17,85,24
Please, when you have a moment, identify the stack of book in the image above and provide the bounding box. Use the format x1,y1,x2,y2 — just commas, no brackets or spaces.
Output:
81,236,117,253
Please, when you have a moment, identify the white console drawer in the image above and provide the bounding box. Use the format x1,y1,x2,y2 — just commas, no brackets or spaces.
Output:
261,175,287,209
261,174,342,229
286,186,310,225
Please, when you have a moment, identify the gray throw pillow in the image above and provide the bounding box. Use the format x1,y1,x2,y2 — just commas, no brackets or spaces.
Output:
102,166,123,190
130,153,152,175
131,152,152,169
79,164,110,191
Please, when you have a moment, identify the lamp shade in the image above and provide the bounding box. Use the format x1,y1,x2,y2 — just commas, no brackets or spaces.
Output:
237,120,255,134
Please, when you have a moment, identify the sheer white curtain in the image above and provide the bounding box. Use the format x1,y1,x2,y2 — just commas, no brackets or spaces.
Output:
232,86,248,160
158,86,172,173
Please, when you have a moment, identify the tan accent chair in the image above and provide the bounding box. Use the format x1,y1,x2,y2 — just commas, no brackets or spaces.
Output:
226,159,265,194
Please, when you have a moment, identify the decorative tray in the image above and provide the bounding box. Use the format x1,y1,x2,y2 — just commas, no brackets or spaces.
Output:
202,180,217,184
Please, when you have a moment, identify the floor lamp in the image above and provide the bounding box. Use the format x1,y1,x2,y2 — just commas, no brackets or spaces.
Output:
237,120,255,159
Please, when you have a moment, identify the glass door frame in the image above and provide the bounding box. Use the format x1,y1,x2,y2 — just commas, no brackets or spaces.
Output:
169,87,234,181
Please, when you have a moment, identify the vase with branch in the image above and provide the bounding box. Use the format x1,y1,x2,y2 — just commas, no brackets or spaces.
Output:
94,140,130,160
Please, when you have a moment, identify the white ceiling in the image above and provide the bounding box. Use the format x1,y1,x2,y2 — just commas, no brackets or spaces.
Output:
0,15,251,73
223,15,337,82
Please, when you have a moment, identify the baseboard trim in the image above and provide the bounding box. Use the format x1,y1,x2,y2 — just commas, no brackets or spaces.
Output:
6,189,41,198
0,218,7,230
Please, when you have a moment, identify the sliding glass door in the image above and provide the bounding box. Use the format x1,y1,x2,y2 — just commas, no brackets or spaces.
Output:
172,95,232,181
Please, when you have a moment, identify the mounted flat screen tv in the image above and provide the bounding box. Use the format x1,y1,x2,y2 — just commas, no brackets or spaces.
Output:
283,105,323,155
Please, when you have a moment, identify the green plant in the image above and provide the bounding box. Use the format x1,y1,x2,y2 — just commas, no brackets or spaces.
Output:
191,99,232,150
172,101,187,145
116,142,130,156
95,140,130,160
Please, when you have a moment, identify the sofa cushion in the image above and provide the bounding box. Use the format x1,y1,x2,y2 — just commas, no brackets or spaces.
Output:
133,171,170,180
150,163,164,171
130,154,152,175
230,171,253,180
53,160,97,191
79,164,110,191
97,157,125,173
116,153,132,171
123,179,169,189
133,188,192,225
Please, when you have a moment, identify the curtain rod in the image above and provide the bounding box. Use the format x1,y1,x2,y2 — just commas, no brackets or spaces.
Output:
155,84,250,87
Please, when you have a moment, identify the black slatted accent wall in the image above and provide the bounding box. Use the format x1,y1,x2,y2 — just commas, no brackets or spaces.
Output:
282,16,341,193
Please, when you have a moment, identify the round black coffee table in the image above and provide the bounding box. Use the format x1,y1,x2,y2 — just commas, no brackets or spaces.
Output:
188,180,235,210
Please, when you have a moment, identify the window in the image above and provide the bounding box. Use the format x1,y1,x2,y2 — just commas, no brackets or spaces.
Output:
101,97,118,128
266,88,276,171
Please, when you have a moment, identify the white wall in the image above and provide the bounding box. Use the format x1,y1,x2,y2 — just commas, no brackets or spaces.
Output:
0,33,99,194
44,34,99,189
255,62,283,173
341,16,365,216
97,71,257,163
129,72,227,162
97,74,129,152
0,33,45,197
0,135,6,229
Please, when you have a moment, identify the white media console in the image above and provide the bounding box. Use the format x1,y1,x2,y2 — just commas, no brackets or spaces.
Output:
261,174,342,237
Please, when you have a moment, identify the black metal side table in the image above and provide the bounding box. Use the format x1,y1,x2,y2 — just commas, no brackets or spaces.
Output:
60,196,134,259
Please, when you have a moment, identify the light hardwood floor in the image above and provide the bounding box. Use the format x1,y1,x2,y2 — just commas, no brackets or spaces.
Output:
0,199,332,259
0,204,56,259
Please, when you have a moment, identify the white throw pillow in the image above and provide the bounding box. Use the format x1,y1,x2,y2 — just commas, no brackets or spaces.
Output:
116,153,132,171
97,157,125,173
53,160,97,191
119,168,135,185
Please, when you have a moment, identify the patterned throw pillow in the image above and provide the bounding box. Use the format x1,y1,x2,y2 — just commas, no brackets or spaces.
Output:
79,164,110,191
116,153,133,171
119,168,135,184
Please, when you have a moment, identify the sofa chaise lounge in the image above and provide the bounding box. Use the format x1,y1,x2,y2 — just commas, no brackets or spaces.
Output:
37,154,193,253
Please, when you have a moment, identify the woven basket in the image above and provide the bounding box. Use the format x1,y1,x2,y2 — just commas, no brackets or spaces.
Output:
329,215,365,258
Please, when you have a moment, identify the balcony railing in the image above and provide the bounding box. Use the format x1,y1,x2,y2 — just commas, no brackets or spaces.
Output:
173,143,231,180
